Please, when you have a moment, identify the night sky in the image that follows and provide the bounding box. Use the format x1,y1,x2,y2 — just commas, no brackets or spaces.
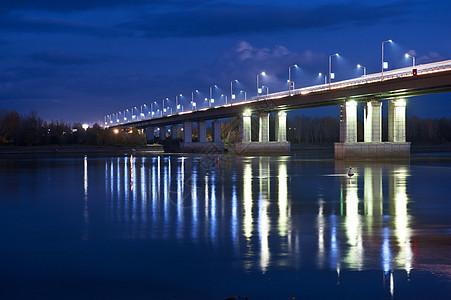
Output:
1,0,450,124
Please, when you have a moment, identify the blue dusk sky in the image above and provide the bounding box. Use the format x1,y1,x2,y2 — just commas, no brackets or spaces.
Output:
1,0,450,123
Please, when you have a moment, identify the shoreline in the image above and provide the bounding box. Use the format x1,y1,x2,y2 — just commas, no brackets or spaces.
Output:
1,143,450,157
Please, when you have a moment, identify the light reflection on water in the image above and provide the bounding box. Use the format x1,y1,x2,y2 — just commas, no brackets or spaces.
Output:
99,155,422,277
3,155,449,298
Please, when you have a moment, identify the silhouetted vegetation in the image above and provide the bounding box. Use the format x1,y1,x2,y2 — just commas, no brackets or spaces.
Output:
0,109,146,146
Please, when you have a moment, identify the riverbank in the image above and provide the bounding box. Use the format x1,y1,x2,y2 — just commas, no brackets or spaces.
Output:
0,144,164,157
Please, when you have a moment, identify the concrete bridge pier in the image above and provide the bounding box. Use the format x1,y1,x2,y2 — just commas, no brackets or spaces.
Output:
198,121,207,143
335,99,410,159
236,110,290,155
213,120,221,143
144,127,155,142
180,120,224,153
364,100,382,142
171,126,178,139
159,126,167,140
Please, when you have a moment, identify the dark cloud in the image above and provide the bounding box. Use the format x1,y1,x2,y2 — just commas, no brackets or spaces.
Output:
0,0,203,13
0,14,131,37
120,1,412,38
30,51,105,65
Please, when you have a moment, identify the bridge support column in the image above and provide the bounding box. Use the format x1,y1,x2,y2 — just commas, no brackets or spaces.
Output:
275,111,287,142
258,113,270,142
144,127,154,142
159,126,166,140
183,121,192,143
171,126,178,139
240,111,252,143
213,120,221,143
388,99,406,142
364,100,382,142
339,100,357,142
198,121,207,143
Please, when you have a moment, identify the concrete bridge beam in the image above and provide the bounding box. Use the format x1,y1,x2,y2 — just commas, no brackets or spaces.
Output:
144,127,154,142
159,126,167,140
183,121,192,143
240,111,252,143
275,111,287,142
213,120,221,143
171,126,178,139
339,100,357,143
388,99,406,142
198,121,207,143
258,113,270,142
364,100,382,142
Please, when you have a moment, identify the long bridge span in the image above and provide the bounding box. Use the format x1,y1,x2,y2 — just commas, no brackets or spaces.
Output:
107,60,451,158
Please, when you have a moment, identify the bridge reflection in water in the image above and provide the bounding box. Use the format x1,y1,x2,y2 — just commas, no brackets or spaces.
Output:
100,156,413,286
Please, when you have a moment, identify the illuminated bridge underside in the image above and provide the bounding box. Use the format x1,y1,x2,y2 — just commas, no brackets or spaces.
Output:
118,70,451,129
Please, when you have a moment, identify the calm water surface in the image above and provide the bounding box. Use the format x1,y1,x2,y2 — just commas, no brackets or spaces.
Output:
0,154,450,299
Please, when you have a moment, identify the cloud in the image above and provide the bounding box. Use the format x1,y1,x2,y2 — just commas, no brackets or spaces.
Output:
0,14,131,37
119,1,412,38
30,51,105,65
180,41,326,93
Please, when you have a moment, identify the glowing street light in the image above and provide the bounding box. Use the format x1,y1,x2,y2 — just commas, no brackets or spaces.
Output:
329,53,339,87
221,94,228,104
381,39,393,80
318,73,327,84
191,90,198,110
257,72,266,98
230,79,238,104
357,64,367,76
405,53,416,67
288,64,298,93
176,94,182,111
240,90,247,101
210,84,217,107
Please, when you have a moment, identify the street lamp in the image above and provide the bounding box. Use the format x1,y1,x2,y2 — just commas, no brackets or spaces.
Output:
210,85,217,107
329,53,339,87
319,73,327,84
132,106,137,119
288,64,298,93
191,90,198,110
381,39,393,80
357,64,367,76
240,90,247,101
230,79,238,104
257,72,266,98
221,94,228,104
405,53,415,67
176,94,182,112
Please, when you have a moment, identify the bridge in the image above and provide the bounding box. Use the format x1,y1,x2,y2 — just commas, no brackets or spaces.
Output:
105,59,451,158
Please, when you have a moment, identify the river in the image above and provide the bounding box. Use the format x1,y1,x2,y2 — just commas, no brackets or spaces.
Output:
0,154,450,299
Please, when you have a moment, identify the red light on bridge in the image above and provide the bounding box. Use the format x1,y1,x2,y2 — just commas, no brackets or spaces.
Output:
413,69,417,76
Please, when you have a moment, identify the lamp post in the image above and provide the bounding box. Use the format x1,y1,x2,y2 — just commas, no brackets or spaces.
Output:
381,39,392,80
191,90,198,110
329,53,339,87
288,64,298,93
221,94,228,104
257,72,266,98
210,84,217,107
162,98,169,115
132,106,137,119
357,64,367,76
405,53,415,67
318,73,327,84
176,94,182,112
230,80,237,104
240,90,247,101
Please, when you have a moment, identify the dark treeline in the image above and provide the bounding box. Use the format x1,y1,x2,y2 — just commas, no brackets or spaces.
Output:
0,110,145,146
